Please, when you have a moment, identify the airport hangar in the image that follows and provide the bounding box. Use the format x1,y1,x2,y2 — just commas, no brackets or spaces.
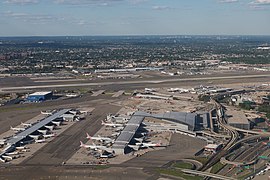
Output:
0,109,70,158
111,111,210,155
26,91,53,102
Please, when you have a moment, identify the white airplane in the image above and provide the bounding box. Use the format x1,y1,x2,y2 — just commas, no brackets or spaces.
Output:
167,88,189,93
29,134,41,140
128,144,140,151
80,141,112,152
86,133,114,143
6,151,20,155
35,139,46,143
37,129,48,134
16,146,28,150
44,125,55,131
10,126,25,132
43,133,56,139
21,149,30,152
2,155,12,160
41,111,53,115
101,120,124,128
111,132,120,137
145,88,156,92
114,126,124,132
135,141,163,148
21,122,32,127
134,138,144,142
52,121,61,126
98,153,115,158
0,156,6,163
66,94,79,97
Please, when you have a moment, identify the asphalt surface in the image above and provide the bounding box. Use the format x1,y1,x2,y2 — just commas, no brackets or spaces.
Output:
22,103,121,165
1,73,270,93
122,133,206,168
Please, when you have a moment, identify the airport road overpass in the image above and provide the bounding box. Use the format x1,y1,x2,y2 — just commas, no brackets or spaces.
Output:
1,74,270,92
180,169,237,180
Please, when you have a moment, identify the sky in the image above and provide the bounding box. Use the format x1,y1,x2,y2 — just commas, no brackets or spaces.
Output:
0,0,270,36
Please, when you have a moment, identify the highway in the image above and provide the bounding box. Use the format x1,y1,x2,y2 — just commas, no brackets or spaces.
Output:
1,73,270,92
200,100,239,171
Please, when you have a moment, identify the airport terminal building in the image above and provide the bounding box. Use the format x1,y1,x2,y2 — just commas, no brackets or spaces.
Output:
111,111,210,155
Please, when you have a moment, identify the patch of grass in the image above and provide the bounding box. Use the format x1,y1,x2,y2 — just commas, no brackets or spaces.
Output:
94,165,110,170
193,157,208,165
173,162,193,169
0,106,36,113
210,162,224,174
158,169,203,180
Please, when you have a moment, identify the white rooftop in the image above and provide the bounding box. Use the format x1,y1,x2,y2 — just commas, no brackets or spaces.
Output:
205,144,220,149
29,91,52,96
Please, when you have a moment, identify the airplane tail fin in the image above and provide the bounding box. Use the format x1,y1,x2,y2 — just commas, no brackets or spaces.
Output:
86,133,91,139
80,141,85,147
101,120,105,125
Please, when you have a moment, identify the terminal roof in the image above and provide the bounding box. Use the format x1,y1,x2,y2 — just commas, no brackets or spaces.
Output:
6,109,70,145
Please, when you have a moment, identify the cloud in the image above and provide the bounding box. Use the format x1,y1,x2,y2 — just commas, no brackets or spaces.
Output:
129,0,148,5
219,0,238,3
250,0,270,5
152,5,171,10
53,0,124,6
3,0,38,5
2,11,64,24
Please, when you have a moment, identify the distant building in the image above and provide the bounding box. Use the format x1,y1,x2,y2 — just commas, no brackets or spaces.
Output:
204,144,222,153
26,91,53,102
226,110,250,130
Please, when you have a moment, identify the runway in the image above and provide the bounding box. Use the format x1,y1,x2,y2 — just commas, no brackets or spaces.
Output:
1,73,270,92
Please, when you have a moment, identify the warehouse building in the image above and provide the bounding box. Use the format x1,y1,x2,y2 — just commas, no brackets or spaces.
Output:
26,91,53,102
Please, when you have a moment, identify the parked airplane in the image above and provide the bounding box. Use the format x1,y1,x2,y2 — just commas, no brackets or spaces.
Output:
86,133,114,143
2,155,12,160
6,151,20,155
134,138,144,142
51,121,61,126
114,127,124,132
80,141,113,152
29,134,41,140
37,129,48,134
145,88,156,92
44,125,55,131
98,152,115,158
35,139,46,143
41,111,53,115
101,120,124,128
110,132,120,137
167,88,189,93
128,144,140,151
0,156,6,163
10,126,25,132
43,133,56,139
21,122,32,127
16,146,28,150
135,141,163,148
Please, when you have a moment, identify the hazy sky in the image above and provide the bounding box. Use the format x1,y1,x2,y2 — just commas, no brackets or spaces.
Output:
0,0,270,36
